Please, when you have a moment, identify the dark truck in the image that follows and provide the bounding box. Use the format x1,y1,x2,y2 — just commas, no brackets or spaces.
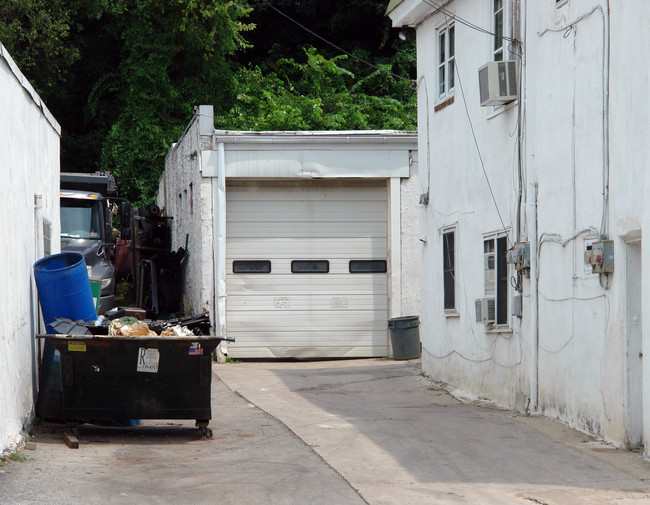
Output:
59,171,120,315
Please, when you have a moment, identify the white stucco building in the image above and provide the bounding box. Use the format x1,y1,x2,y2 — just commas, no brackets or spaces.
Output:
0,44,61,454
388,0,650,452
158,106,419,358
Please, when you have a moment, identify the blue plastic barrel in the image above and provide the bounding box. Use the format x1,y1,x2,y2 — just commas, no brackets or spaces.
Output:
34,252,97,332
34,252,98,420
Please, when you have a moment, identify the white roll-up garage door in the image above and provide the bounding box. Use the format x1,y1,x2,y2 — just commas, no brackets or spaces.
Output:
225,180,389,358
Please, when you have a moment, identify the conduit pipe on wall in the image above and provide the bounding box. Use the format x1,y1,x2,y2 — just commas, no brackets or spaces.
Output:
216,143,227,347
32,193,44,404
537,2,611,239
528,182,539,412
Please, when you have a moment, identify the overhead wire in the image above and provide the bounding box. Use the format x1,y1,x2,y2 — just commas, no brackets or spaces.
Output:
261,1,413,83
423,0,522,49
440,7,512,247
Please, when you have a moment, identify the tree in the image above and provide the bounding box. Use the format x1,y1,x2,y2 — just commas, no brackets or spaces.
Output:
95,0,254,204
1,0,253,205
221,47,415,131
0,0,80,118
1,0,415,204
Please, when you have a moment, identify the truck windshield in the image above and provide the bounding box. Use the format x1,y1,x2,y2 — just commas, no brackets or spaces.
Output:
61,199,102,239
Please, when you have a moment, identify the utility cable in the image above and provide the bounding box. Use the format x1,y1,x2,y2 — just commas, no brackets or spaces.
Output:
423,0,521,47
262,1,413,83
453,47,512,246
437,9,513,247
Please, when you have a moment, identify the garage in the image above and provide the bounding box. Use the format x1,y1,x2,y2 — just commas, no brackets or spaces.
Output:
226,180,388,358
159,106,420,359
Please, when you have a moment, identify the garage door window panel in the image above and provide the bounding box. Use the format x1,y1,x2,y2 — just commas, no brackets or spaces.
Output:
349,260,387,273
291,260,330,274
233,260,272,274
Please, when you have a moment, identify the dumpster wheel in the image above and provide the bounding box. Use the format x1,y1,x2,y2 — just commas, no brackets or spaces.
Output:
196,420,213,439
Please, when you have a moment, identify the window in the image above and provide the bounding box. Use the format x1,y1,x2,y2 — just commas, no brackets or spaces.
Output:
443,231,455,311
492,0,504,61
484,235,508,325
349,260,387,273
233,260,271,274
437,23,455,98
60,199,102,239
291,260,329,274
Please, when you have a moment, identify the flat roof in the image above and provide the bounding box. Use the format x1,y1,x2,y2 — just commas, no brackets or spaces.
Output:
209,130,417,146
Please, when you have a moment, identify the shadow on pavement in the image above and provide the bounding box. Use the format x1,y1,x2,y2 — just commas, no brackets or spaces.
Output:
227,359,650,491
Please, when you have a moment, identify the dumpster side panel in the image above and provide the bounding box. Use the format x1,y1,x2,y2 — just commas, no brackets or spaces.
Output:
50,338,219,422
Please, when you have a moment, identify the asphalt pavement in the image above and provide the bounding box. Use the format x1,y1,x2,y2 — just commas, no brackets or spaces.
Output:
0,364,366,505
1,358,650,505
217,358,650,505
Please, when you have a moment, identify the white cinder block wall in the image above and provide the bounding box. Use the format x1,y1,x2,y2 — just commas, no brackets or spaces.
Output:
400,150,422,318
159,112,215,319
0,45,61,454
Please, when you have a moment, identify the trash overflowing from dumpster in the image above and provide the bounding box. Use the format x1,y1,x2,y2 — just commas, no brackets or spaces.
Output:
33,253,231,447
109,317,155,336
47,311,212,337
35,311,233,447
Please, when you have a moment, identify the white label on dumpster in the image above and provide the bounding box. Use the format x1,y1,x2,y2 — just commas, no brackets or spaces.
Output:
137,347,160,373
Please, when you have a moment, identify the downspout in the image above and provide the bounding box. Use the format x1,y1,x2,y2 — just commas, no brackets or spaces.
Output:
528,182,538,412
216,143,227,347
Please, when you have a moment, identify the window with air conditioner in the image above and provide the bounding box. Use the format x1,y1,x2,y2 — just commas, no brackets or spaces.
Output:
480,234,509,326
477,0,518,107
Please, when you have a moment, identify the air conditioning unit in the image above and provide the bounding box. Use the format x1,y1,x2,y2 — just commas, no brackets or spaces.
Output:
475,297,496,325
478,60,518,106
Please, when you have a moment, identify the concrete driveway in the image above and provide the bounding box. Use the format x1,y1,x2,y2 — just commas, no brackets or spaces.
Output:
2,358,649,505
0,364,366,505
217,358,650,505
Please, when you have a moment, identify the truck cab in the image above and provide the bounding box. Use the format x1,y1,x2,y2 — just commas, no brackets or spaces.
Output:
60,173,119,315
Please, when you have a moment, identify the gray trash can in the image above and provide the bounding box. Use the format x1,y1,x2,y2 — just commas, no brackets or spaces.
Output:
388,316,421,360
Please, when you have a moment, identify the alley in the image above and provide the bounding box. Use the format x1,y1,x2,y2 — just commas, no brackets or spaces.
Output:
217,359,650,505
2,358,650,505
0,367,366,505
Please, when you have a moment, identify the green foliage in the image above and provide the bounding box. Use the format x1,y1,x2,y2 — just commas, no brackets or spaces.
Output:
96,0,254,205
219,47,416,131
9,453,28,462
1,0,415,204
1,0,253,206
0,0,80,103
115,278,135,306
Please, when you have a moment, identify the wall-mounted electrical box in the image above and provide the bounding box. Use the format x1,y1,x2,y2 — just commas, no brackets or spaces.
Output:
506,242,530,271
475,297,496,325
512,294,522,318
584,240,614,274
